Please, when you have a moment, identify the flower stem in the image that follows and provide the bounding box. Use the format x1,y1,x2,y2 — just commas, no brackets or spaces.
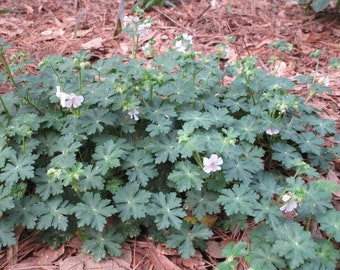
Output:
0,95,10,118
78,68,83,95
0,49,17,87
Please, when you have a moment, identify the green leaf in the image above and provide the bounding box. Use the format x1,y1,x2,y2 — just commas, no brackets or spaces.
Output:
82,226,125,262
81,108,114,135
316,209,340,242
294,132,323,155
156,80,197,104
179,110,213,130
232,115,261,143
298,182,333,218
122,150,158,187
33,168,63,200
272,221,316,269
147,192,186,230
297,239,340,270
250,242,286,270
222,158,253,184
166,221,213,260
113,182,151,221
253,198,283,228
146,118,172,137
304,116,336,136
221,241,248,258
295,74,313,84
8,196,39,229
49,134,82,169
217,184,260,216
311,0,330,12
271,143,302,168
185,189,219,220
0,137,15,168
0,220,16,248
144,97,177,123
78,165,104,192
0,152,37,188
207,106,235,128
93,138,129,174
168,160,205,192
73,192,116,231
33,196,72,231
0,184,15,215
178,133,207,158
7,113,41,137
251,172,284,199
147,133,181,163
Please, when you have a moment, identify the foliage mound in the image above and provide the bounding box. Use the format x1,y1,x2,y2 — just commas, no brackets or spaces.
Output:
0,38,339,269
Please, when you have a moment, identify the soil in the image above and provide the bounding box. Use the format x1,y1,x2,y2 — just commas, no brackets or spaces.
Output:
0,0,340,269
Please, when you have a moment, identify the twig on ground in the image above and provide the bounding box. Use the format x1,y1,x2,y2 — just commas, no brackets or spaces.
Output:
152,6,194,34
191,4,211,27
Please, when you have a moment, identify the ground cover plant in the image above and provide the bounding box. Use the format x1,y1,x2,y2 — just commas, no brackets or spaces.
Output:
0,26,340,269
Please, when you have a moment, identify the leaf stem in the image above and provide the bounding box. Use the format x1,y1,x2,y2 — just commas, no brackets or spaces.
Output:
193,151,203,169
305,214,312,231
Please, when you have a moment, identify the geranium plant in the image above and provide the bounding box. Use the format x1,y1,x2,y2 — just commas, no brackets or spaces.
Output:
0,36,339,269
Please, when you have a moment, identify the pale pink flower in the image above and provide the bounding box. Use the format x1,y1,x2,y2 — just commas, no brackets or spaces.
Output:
266,128,280,135
128,109,139,121
318,76,329,87
280,193,298,213
56,86,84,108
203,154,223,173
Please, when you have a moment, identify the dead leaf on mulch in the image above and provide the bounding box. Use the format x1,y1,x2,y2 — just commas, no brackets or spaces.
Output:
59,252,131,270
206,238,234,259
81,37,104,50
326,170,340,197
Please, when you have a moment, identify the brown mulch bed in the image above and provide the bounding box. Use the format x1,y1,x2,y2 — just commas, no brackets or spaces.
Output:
1,0,340,269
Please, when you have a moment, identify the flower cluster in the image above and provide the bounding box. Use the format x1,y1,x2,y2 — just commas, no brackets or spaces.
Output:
123,15,151,37
56,86,84,108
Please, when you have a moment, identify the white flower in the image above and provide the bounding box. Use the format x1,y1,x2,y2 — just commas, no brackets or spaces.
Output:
123,15,151,36
280,194,298,213
182,33,192,43
56,86,84,108
123,15,139,28
128,109,139,121
266,128,280,135
203,154,223,173
137,22,151,36
174,33,193,52
175,40,186,52
318,76,329,87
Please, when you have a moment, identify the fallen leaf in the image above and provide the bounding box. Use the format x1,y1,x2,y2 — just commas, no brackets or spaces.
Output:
206,238,234,259
148,243,182,270
326,170,340,198
35,245,65,265
81,37,104,50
